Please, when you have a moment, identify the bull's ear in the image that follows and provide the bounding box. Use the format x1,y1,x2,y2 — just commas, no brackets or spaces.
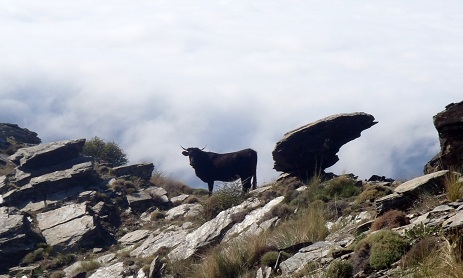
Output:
182,151,189,156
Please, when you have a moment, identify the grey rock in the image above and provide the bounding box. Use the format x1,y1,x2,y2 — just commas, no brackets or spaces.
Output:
131,228,188,258
88,261,125,278
168,198,261,261
118,230,151,246
112,162,154,180
9,139,85,169
280,241,340,274
272,112,377,180
223,196,284,242
170,194,189,205
36,203,109,251
165,203,203,221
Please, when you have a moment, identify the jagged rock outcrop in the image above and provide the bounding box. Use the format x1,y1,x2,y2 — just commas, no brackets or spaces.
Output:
0,123,41,153
375,170,450,214
272,112,377,180
425,101,463,174
0,207,43,272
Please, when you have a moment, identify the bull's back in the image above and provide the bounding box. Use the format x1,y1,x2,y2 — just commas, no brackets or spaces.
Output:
212,149,257,179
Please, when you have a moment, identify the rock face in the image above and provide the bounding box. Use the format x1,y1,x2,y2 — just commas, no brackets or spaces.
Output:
425,101,463,174
0,123,41,152
272,113,377,179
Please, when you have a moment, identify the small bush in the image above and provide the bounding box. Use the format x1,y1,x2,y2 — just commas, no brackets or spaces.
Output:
21,248,46,265
371,210,409,231
355,185,393,204
76,260,101,273
325,175,361,199
325,260,353,278
83,136,128,167
150,210,166,220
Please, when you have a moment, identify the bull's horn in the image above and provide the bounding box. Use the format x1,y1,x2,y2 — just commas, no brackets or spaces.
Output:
201,145,206,150
181,145,187,150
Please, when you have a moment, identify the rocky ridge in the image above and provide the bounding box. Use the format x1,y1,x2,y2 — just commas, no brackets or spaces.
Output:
0,103,462,278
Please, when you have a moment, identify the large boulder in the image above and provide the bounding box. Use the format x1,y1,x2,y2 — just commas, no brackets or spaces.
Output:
272,113,377,179
425,101,463,174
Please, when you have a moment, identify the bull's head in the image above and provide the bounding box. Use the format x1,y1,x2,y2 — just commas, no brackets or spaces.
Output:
181,146,206,167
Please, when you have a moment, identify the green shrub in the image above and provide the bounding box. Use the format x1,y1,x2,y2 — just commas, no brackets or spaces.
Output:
404,222,441,241
83,136,128,167
325,260,353,278
367,230,408,270
47,253,76,270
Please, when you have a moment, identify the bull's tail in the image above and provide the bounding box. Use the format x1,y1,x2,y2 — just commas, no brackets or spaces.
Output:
252,149,257,190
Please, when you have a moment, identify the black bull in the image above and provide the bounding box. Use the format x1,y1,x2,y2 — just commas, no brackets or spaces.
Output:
181,147,257,193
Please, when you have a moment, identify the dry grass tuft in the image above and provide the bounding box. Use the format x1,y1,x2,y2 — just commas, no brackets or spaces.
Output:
151,171,195,197
371,209,410,231
445,170,463,202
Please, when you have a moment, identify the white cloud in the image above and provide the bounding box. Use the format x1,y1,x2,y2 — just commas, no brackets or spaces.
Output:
1,0,463,187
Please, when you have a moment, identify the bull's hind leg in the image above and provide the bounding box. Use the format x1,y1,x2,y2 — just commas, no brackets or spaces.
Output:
241,177,252,193
208,181,214,195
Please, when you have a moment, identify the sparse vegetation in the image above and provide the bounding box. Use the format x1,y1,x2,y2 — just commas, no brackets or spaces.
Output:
83,136,128,166
445,170,463,202
202,181,248,220
325,260,353,278
355,184,393,204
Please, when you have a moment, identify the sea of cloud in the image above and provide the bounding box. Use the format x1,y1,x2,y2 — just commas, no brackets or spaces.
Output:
1,1,463,187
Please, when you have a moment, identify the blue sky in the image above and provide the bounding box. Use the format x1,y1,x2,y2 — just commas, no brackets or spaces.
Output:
1,1,463,188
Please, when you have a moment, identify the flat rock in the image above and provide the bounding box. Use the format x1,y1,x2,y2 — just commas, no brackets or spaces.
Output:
0,123,41,151
272,113,377,179
394,170,448,195
118,230,151,246
170,194,189,205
